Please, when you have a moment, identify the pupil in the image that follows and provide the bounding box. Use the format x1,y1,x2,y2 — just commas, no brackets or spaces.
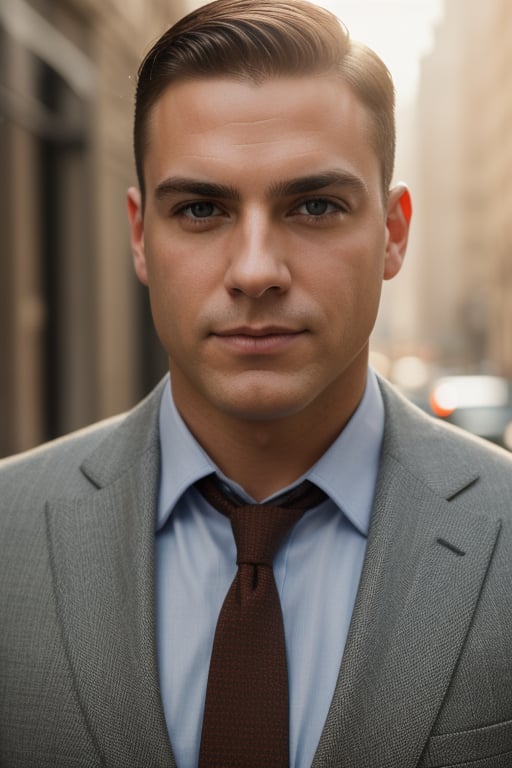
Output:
191,202,214,217
307,200,328,215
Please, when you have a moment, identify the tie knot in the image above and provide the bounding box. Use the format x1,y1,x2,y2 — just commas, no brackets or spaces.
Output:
197,476,326,566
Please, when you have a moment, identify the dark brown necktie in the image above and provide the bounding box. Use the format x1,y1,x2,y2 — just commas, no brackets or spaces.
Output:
197,475,326,768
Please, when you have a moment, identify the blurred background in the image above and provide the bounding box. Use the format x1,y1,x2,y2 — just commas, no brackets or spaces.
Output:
1,0,511,458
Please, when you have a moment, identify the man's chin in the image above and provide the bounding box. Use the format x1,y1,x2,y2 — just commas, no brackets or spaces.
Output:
172,366,324,425
214,383,315,424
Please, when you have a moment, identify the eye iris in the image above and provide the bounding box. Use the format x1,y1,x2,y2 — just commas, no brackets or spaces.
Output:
191,202,214,218
306,200,328,215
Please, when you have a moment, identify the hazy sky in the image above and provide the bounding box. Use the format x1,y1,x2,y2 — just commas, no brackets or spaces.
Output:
316,0,445,104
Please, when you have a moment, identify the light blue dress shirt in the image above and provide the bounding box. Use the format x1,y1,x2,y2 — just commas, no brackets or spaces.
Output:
156,369,385,768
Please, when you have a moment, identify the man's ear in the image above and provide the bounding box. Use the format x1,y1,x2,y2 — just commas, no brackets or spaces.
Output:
383,183,411,280
127,186,148,286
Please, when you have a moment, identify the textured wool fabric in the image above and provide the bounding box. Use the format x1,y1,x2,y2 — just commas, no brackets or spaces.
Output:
197,476,327,768
3,376,512,767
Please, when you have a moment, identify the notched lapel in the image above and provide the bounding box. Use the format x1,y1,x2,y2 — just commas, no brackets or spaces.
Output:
45,445,176,768
312,454,501,768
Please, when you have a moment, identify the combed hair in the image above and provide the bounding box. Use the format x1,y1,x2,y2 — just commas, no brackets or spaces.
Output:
134,0,395,200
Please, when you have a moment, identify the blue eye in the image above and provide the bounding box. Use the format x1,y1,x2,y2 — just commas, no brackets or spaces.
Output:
186,202,217,218
304,199,330,216
173,200,226,230
294,198,344,218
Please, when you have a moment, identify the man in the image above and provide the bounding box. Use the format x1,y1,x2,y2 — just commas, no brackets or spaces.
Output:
1,1,512,766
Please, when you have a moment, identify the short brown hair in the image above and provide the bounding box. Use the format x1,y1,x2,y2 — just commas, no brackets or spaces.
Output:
134,0,395,201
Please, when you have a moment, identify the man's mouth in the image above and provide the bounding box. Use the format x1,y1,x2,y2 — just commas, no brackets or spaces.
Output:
212,326,306,354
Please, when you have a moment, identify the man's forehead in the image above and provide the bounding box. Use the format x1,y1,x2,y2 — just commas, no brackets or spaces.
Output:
147,72,370,135
142,74,382,197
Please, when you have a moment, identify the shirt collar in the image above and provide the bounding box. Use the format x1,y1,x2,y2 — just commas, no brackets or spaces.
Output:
157,378,216,530
157,369,384,537
306,368,384,536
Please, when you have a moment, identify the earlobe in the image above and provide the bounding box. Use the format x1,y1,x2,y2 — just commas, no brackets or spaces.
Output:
383,184,411,280
127,186,148,286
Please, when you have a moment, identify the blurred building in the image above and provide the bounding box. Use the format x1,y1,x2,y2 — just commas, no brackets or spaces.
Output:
415,0,512,376
0,0,197,457
3,0,511,457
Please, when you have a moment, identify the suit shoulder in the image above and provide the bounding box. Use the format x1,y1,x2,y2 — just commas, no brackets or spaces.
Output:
0,379,165,511
378,376,512,505
0,414,126,502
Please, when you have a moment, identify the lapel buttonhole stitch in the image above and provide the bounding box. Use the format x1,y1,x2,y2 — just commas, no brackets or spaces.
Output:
436,537,466,557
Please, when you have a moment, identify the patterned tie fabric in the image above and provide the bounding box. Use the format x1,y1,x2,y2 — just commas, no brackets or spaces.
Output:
197,475,326,768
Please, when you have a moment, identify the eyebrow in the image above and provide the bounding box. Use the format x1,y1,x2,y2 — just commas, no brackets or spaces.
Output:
153,170,367,203
268,170,368,198
155,178,241,201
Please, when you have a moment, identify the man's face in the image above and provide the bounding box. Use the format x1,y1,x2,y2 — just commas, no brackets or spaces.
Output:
128,75,408,430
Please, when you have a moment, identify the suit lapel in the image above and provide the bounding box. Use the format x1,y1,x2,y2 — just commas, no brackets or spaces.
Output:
45,383,177,768
312,383,501,768
43,376,503,768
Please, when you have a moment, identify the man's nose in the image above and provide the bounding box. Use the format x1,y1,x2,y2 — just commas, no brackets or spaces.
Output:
224,211,292,298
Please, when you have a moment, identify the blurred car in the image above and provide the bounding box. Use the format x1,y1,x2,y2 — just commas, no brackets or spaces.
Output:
428,375,512,449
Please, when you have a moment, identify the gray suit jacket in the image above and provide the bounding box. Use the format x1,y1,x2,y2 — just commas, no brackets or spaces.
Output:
1,377,512,768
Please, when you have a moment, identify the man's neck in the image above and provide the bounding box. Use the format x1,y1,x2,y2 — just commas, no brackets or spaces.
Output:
171,378,366,501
